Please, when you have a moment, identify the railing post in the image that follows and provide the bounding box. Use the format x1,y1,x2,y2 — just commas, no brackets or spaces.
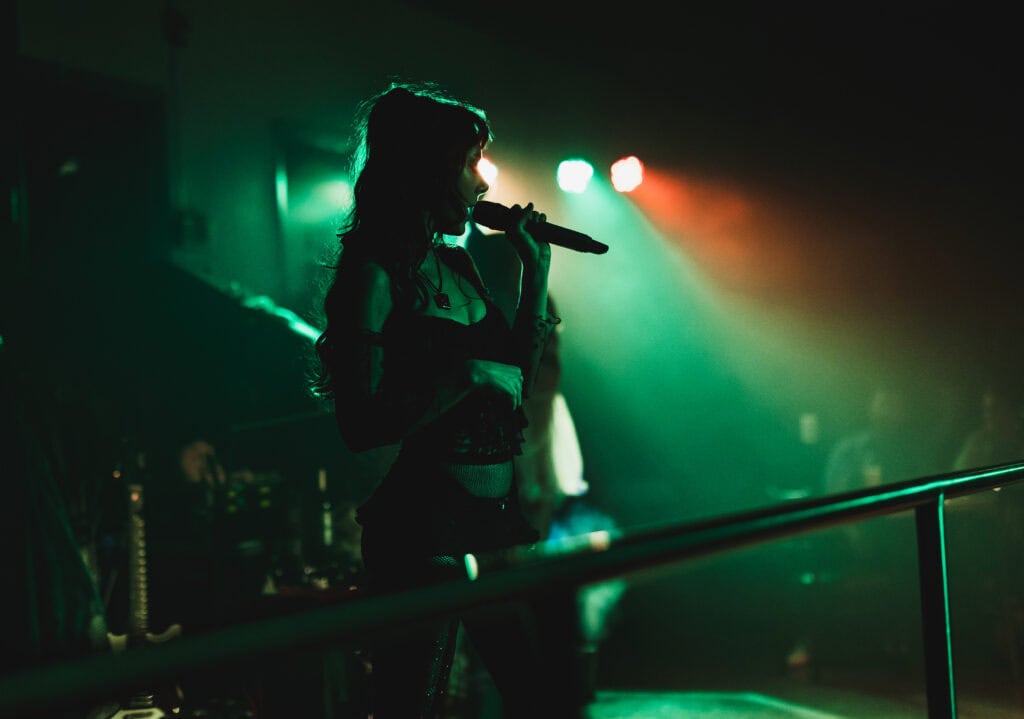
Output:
915,494,956,718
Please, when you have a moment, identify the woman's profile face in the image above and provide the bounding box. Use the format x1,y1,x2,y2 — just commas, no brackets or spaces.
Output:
436,144,489,236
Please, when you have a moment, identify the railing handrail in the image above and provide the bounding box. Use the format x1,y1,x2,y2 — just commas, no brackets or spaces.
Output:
3,460,1022,717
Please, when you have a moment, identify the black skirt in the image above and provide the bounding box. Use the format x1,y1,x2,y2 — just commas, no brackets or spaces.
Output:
357,451,539,591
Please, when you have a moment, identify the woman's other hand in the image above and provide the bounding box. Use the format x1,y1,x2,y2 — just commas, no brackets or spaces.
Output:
466,358,524,409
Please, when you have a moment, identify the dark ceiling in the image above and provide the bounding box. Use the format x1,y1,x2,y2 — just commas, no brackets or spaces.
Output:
418,3,1020,186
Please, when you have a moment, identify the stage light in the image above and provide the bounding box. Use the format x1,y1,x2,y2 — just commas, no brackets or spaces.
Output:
556,159,594,194
479,156,498,186
611,156,644,193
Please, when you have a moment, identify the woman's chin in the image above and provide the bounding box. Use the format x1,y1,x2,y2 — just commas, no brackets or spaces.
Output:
440,219,468,237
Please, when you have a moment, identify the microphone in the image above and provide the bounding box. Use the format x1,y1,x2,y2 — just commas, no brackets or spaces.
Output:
472,201,609,255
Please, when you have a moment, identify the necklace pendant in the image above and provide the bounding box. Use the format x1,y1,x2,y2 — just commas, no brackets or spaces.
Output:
434,292,452,310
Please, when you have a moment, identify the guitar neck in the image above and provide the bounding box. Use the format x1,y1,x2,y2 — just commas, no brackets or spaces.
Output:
102,460,185,717
126,482,150,643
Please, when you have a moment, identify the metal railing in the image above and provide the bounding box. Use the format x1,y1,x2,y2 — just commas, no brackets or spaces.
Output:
3,461,1022,718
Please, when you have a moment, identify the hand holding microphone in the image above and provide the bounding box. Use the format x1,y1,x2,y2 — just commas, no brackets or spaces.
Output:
472,201,609,254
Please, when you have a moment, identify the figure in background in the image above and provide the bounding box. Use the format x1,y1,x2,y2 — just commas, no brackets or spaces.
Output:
144,430,366,718
444,230,624,711
463,227,589,538
311,81,575,718
140,430,271,636
510,297,624,692
946,379,1024,695
952,380,1024,471
791,383,932,678
822,384,927,495
820,382,937,559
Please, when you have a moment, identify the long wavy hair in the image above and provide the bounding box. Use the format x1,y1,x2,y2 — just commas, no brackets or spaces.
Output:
310,81,492,400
